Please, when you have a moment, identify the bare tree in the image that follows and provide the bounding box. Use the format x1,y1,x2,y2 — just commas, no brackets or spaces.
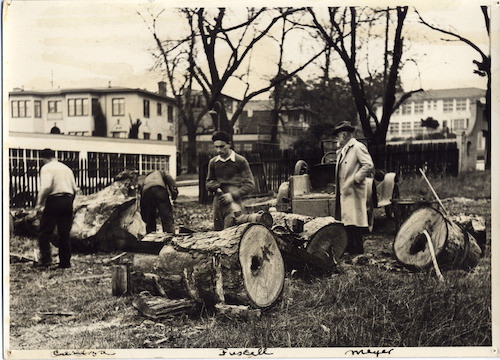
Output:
141,8,207,173
308,7,423,146
416,7,491,170
192,8,326,136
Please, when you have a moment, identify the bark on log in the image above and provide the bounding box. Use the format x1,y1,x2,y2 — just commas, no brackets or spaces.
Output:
126,223,285,309
272,216,347,272
132,292,199,320
270,211,313,230
393,206,482,271
12,170,145,252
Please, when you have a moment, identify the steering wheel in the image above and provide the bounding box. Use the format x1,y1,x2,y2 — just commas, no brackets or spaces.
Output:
321,151,337,164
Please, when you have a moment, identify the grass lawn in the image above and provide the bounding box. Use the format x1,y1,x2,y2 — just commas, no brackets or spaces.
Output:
6,170,492,355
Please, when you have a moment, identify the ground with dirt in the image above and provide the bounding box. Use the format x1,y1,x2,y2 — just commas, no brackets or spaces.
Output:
7,188,491,351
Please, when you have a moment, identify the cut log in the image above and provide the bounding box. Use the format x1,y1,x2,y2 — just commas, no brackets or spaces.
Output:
393,206,482,271
450,214,487,255
273,216,347,272
127,223,285,309
132,292,199,320
11,170,146,252
111,265,130,296
304,217,348,265
235,211,273,228
270,212,313,231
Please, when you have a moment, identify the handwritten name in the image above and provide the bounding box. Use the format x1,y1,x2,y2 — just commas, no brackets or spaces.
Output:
53,350,116,357
219,348,273,357
345,348,395,357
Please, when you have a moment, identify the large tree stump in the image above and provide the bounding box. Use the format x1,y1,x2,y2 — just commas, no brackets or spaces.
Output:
393,206,482,271
125,223,285,309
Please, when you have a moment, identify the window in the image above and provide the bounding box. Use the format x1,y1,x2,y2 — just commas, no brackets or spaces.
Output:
456,98,467,111
143,100,150,118
414,101,424,114
389,122,400,135
244,143,253,152
143,132,150,140
157,133,162,140
167,105,174,123
141,154,169,173
11,100,29,118
413,122,423,135
453,119,466,131
112,132,126,138
443,99,454,112
402,102,412,115
167,136,174,141
48,100,62,113
34,100,41,118
401,122,412,135
157,103,162,116
68,98,89,116
112,98,125,116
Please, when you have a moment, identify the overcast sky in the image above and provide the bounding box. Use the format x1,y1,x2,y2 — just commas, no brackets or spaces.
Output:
2,0,496,99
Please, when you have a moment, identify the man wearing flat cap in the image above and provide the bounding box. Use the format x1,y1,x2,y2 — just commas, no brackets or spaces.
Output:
333,121,374,254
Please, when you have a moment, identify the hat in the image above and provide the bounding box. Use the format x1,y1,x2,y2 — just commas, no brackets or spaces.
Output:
332,121,355,136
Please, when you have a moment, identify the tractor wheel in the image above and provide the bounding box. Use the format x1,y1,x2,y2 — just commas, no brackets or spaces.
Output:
294,160,309,175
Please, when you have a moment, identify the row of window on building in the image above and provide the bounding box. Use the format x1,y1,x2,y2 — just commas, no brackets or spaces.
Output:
388,118,469,135
12,98,175,121
9,148,170,175
395,98,470,116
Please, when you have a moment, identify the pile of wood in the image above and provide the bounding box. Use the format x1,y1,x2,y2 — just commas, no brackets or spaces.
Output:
115,211,351,319
113,223,286,315
11,170,146,252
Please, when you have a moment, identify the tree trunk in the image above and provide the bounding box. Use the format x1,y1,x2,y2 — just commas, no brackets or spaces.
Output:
186,125,198,174
126,223,285,309
11,170,146,252
271,213,348,270
393,206,482,271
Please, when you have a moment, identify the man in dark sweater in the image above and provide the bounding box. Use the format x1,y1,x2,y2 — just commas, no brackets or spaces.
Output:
206,131,255,230
139,169,178,234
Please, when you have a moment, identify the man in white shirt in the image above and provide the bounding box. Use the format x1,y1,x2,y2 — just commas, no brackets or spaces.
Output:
35,148,79,269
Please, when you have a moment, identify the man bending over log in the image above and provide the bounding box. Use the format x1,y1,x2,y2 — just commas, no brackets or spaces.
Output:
35,148,80,269
139,168,178,234
206,131,255,230
332,121,374,255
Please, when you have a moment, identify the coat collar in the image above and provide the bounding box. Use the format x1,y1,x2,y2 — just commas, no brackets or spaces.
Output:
215,150,236,162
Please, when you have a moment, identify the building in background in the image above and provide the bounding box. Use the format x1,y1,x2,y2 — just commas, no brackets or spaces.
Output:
7,82,178,192
376,87,487,171
180,98,315,170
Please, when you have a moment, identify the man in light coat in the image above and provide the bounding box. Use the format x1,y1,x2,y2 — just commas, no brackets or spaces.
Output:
333,121,374,254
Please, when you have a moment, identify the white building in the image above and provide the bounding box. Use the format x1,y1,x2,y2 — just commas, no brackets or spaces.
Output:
378,88,485,143
6,82,179,177
8,81,177,141
376,87,487,171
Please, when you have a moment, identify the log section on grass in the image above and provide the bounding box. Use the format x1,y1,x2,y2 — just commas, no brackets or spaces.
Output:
271,213,348,271
393,206,482,271
123,223,285,309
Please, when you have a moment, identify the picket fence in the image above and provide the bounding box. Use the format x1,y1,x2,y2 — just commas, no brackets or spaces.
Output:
9,141,458,207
